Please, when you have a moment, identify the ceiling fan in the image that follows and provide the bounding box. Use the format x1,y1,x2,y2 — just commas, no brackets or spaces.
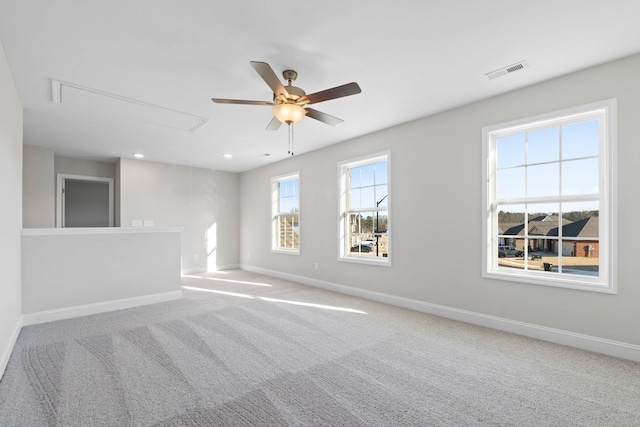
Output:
212,61,361,155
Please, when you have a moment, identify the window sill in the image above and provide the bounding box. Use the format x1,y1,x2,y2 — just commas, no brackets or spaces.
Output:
271,248,300,256
483,269,615,294
339,255,391,267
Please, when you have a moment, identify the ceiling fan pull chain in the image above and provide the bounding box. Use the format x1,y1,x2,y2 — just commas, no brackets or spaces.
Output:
288,123,294,155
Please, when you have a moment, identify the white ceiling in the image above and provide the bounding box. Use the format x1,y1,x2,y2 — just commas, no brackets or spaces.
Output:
1,1,639,173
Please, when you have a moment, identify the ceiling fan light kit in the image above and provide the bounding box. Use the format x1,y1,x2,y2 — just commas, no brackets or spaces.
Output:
273,103,306,124
212,61,361,155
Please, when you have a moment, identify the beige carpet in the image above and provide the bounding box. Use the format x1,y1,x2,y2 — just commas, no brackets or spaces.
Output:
1,269,639,426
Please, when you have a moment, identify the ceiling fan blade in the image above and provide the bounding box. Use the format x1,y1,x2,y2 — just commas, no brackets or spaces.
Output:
211,98,273,106
250,61,289,99
305,108,344,127
303,82,361,105
266,116,282,131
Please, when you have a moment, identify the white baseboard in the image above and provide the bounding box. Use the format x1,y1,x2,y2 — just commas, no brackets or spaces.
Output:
241,264,640,363
0,317,23,380
22,290,183,326
182,267,207,275
214,264,241,271
181,264,240,275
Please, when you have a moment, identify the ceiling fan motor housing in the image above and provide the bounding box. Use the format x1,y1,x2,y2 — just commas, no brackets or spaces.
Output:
282,85,306,102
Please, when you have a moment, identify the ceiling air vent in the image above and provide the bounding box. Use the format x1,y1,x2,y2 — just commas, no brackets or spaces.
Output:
485,60,529,80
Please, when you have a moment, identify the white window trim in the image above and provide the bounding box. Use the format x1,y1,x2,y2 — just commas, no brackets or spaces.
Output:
271,171,300,255
482,99,617,293
338,151,391,266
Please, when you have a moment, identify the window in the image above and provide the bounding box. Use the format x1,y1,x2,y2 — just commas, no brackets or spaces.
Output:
339,152,390,265
482,100,616,293
272,172,300,254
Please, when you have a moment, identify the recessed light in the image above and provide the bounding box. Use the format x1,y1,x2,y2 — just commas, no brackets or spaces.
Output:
223,153,233,159
133,153,144,158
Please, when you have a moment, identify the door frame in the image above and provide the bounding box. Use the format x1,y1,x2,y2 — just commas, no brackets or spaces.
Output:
56,173,114,228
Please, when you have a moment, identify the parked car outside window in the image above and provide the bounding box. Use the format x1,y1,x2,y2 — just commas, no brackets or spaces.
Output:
351,244,373,253
498,245,524,257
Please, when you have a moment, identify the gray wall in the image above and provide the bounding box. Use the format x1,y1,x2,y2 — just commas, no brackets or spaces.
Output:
119,158,240,272
239,54,640,347
22,154,240,271
54,155,116,179
22,229,181,315
22,145,54,228
0,40,23,375
22,153,116,228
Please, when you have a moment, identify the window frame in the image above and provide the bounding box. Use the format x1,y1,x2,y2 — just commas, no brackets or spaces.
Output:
271,171,300,255
338,151,391,266
482,99,617,293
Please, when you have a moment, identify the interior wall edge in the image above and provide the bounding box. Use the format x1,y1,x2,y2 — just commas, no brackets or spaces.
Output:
0,317,23,381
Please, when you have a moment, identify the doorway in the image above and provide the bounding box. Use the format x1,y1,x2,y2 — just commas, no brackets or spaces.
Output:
56,174,114,227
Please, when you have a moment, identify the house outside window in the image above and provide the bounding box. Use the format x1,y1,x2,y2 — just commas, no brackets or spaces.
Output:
482,100,616,293
338,151,390,265
272,172,300,254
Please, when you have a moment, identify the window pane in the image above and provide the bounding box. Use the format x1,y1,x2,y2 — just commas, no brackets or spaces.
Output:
528,127,559,164
349,188,361,209
279,180,294,197
562,158,599,195
374,213,388,234
350,167,361,189
527,163,559,197
278,181,287,197
562,120,599,160
278,214,299,249
527,204,559,244
376,161,388,185
532,250,558,274
278,179,299,213
348,212,375,256
525,202,559,274
348,213,374,235
497,134,525,168
497,167,525,199
375,185,388,208
497,237,527,270
560,202,599,277
361,164,375,187
279,198,295,213
497,205,525,239
361,186,375,209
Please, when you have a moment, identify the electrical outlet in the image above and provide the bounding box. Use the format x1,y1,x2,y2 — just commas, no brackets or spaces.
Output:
195,254,199,261
131,219,143,227
143,219,154,227
314,262,319,270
